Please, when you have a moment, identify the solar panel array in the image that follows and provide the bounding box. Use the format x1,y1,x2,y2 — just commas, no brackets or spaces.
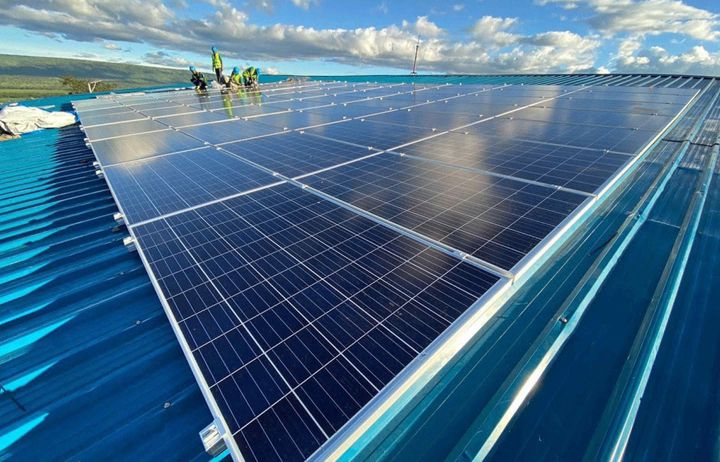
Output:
74,80,696,462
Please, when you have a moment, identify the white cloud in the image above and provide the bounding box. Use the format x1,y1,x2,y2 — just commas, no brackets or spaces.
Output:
471,16,520,47
612,36,720,74
539,0,720,41
0,1,601,74
144,50,190,67
103,42,122,50
263,66,280,75
453,4,465,12
404,16,445,38
248,0,273,13
291,0,317,10
375,2,388,14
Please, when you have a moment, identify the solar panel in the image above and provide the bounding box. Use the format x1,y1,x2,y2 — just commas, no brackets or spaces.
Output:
82,118,168,140
103,147,282,224
89,129,206,165
132,183,498,461
300,153,586,270
303,119,436,149
459,117,656,154
78,110,146,126
393,131,632,193
511,106,673,132
222,131,376,178
180,119,285,145
74,81,698,462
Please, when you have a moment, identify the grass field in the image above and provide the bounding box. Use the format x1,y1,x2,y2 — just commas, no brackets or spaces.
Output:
0,54,188,103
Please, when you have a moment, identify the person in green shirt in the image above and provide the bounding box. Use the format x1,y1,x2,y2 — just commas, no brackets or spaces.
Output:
227,66,243,92
211,46,223,83
242,66,259,88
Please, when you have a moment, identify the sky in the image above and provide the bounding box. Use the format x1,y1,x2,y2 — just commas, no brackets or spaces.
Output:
0,0,718,76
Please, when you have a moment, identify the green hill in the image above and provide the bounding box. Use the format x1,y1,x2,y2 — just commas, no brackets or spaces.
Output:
0,54,188,103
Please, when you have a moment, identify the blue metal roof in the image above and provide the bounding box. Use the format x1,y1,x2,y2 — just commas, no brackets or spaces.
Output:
1,74,718,462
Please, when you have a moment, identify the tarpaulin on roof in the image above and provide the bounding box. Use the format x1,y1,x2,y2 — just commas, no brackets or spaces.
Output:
0,105,76,135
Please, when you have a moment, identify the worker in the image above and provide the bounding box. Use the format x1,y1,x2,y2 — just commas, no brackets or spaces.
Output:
227,66,243,92
211,46,224,83
242,66,259,88
189,66,207,91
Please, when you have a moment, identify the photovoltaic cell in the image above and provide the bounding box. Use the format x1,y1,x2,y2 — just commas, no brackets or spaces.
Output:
460,117,656,154
542,97,686,117
82,118,168,140
78,110,146,126
133,183,498,462
158,111,229,128
512,106,673,132
90,129,205,165
222,131,375,178
392,131,631,193
180,119,285,145
361,108,483,131
303,119,436,149
252,111,344,130
301,153,586,270
103,147,280,224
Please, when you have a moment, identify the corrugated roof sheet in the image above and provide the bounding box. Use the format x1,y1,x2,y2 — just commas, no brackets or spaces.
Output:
1,74,717,462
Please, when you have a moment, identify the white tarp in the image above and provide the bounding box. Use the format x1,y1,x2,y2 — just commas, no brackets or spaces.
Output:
0,105,77,135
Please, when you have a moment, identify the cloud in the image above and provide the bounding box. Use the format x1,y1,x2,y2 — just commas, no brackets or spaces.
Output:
263,66,280,75
471,16,520,47
144,50,190,67
539,0,720,41
612,36,720,74
247,0,273,13
453,4,465,12
412,16,445,38
0,1,601,74
290,0,317,10
103,42,122,50
375,2,388,15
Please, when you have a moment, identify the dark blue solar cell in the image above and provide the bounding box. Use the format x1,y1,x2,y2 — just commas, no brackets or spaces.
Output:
158,111,229,127
362,108,482,131
304,119,436,150
544,96,687,117
138,105,203,117
103,147,280,224
253,110,342,129
90,129,205,165
393,131,631,193
83,118,167,140
301,153,586,270
79,109,145,126
222,131,374,178
514,106,673,131
179,119,285,145
460,118,655,155
132,183,498,462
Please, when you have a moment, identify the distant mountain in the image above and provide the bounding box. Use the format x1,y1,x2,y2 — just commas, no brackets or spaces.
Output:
0,54,187,84
0,54,188,103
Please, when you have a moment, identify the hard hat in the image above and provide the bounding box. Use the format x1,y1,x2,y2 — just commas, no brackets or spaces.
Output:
189,65,196,71
233,66,240,74
211,46,218,52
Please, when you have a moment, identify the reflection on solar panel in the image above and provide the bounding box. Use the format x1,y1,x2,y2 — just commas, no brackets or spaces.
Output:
74,80,697,462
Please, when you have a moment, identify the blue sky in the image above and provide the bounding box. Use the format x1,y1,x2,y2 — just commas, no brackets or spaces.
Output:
0,0,718,75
